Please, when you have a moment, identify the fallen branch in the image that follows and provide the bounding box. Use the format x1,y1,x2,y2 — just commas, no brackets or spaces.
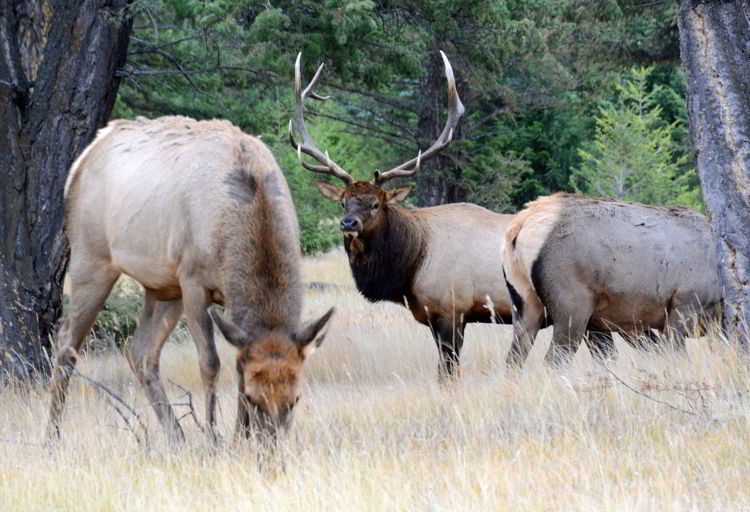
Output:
72,370,149,445
604,367,699,417
0,437,50,447
168,379,205,435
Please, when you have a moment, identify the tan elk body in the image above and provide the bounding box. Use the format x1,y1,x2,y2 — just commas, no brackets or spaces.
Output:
400,203,516,326
48,116,334,443
502,193,722,366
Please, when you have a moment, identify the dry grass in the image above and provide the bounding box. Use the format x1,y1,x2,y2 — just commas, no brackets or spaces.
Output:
1,249,749,511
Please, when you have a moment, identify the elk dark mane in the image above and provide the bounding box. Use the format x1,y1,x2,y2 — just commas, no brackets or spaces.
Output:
345,206,427,304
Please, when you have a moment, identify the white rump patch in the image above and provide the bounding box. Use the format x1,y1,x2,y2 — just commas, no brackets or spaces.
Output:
514,203,563,281
503,199,563,304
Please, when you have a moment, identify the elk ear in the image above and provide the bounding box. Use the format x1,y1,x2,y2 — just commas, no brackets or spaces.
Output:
294,307,335,358
315,181,345,201
386,185,411,204
209,307,249,348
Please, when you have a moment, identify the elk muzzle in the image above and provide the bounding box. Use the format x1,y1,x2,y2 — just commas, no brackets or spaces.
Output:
244,396,294,441
340,215,363,235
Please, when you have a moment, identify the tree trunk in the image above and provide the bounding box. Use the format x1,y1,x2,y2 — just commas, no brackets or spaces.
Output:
415,51,466,206
0,0,132,380
677,0,750,344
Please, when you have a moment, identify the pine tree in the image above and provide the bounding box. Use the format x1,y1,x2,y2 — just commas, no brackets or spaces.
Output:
570,67,699,207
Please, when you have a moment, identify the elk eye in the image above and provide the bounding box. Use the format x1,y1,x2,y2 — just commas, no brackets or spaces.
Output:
371,202,379,210
341,200,345,209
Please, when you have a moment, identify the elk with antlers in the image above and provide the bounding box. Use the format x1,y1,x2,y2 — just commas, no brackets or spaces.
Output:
288,52,521,380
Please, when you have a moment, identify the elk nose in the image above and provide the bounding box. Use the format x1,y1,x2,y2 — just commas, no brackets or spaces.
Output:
340,216,361,231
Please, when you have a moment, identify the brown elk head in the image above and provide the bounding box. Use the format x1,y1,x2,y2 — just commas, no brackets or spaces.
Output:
209,307,334,438
288,51,464,249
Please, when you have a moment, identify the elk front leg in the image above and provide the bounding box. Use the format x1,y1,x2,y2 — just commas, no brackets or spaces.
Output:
234,378,252,441
182,284,221,442
125,291,184,445
430,316,466,382
662,291,708,354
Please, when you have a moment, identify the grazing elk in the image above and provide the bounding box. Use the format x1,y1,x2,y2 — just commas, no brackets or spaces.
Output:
503,193,722,367
287,51,520,380
47,116,335,443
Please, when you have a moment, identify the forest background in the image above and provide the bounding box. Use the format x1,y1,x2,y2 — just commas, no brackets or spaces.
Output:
116,0,698,253
10,0,747,378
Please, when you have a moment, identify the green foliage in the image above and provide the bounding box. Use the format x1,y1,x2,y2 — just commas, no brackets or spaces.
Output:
461,134,529,213
245,0,420,85
89,280,143,350
474,101,595,207
81,278,190,351
113,0,698,251
570,67,701,208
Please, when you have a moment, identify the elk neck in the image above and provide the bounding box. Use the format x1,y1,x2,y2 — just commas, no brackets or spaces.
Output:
345,205,427,304
220,145,302,333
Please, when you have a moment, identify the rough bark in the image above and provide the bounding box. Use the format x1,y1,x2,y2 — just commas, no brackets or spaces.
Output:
677,0,750,344
415,50,467,206
0,0,133,380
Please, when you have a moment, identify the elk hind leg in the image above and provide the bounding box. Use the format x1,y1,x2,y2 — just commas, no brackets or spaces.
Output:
587,330,617,361
545,300,593,367
47,263,120,439
505,285,545,368
125,291,184,444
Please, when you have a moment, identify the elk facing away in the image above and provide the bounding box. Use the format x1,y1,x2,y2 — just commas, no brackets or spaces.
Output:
288,52,521,380
503,193,722,367
48,116,335,443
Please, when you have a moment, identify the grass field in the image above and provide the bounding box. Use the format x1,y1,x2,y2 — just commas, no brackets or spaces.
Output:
1,249,748,511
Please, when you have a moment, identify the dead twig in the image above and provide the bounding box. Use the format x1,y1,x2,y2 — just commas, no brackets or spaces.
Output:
604,367,699,417
168,380,205,434
0,437,50,447
72,370,149,445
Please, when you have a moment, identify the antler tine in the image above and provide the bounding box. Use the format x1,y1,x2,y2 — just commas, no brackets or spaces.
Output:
288,52,354,185
374,150,421,183
374,51,465,185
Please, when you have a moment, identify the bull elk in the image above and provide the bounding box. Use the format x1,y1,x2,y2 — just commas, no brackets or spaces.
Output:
47,116,335,443
503,193,722,367
287,51,522,380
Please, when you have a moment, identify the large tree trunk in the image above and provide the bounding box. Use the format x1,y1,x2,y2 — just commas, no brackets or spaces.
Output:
415,51,466,207
677,0,750,344
0,0,132,380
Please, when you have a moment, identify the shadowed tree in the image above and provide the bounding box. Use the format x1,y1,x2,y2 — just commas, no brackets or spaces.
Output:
0,0,133,379
677,0,750,343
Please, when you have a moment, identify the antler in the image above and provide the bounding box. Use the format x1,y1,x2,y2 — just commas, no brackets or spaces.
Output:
288,53,354,185
373,51,465,185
